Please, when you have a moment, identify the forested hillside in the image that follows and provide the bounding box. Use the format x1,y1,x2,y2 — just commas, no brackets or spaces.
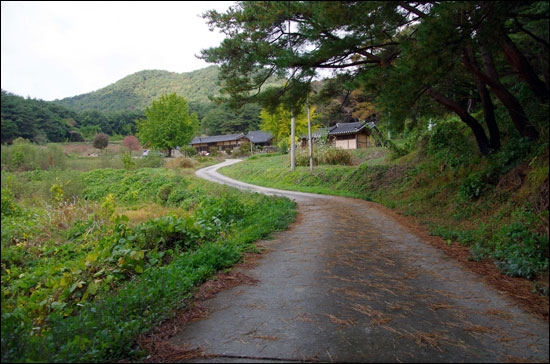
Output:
54,66,221,117
1,90,144,143
1,90,81,144
1,65,289,143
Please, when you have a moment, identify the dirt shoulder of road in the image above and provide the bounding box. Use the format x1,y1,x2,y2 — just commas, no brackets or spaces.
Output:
366,200,549,321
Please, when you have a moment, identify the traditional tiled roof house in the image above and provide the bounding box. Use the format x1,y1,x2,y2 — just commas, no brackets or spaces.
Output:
301,121,375,149
190,130,273,153
190,133,248,153
245,130,272,146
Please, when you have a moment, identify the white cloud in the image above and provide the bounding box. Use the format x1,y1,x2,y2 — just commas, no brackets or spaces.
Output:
1,1,234,100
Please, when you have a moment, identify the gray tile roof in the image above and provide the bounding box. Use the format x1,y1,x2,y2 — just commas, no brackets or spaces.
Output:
329,122,367,135
246,130,272,144
190,133,245,145
301,122,371,139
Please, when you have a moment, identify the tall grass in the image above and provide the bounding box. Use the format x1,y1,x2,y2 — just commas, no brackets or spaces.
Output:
295,146,354,166
1,139,66,171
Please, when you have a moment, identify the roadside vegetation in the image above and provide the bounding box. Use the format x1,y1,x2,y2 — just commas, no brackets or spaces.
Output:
1,142,297,363
221,116,549,294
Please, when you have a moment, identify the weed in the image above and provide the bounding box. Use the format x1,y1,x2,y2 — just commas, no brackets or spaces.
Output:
1,166,297,363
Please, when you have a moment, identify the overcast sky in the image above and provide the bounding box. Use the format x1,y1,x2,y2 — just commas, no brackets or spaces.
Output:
1,1,235,101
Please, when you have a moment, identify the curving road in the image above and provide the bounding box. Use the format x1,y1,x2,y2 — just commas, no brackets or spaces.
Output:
170,159,549,362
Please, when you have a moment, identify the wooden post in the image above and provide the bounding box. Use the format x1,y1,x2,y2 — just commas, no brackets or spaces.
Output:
307,97,313,171
291,109,296,171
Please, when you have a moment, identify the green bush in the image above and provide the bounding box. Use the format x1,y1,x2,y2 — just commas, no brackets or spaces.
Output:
233,141,252,157
180,146,197,157
427,118,474,168
208,146,220,157
458,171,488,201
156,184,173,203
166,184,190,206
121,151,137,170
93,133,109,150
1,188,21,217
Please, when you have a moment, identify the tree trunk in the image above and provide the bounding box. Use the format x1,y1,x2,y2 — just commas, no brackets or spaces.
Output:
427,87,492,156
464,46,500,151
462,47,539,141
499,32,549,103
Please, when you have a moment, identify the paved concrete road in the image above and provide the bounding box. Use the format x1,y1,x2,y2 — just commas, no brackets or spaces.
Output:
170,159,549,362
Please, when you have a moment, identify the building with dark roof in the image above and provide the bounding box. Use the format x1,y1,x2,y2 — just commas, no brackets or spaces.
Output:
190,133,248,153
300,122,374,149
245,130,272,146
189,130,273,153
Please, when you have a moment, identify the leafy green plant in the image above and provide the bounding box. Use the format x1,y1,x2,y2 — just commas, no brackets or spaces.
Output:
1,188,21,216
1,166,297,363
458,171,488,201
156,184,173,204
121,151,136,170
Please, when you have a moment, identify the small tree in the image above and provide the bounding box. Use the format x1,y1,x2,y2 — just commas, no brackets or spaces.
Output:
93,133,109,150
136,93,198,156
121,135,140,151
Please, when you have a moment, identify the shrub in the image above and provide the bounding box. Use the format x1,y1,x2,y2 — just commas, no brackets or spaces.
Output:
166,185,190,206
208,146,219,157
278,139,288,154
165,157,196,169
458,171,488,201
1,188,21,216
156,184,173,204
121,136,140,151
93,133,109,150
180,146,197,157
120,151,136,170
233,141,251,157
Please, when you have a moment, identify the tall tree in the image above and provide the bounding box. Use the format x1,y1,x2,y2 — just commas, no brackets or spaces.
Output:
201,1,548,155
259,103,317,145
136,93,198,156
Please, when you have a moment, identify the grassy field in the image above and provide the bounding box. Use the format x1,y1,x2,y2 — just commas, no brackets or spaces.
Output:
221,125,549,293
1,142,297,362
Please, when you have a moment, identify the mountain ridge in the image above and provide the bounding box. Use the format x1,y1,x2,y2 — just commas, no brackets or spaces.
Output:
53,65,223,115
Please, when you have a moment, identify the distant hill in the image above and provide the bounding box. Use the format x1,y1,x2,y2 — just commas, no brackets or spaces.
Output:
53,66,223,115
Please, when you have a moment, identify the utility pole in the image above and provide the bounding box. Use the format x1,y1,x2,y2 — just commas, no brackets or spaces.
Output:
291,109,296,171
388,112,391,140
287,3,296,172
307,96,313,171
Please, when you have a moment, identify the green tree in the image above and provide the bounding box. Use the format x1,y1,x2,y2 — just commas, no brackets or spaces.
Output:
200,103,262,135
260,104,317,146
136,93,198,156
